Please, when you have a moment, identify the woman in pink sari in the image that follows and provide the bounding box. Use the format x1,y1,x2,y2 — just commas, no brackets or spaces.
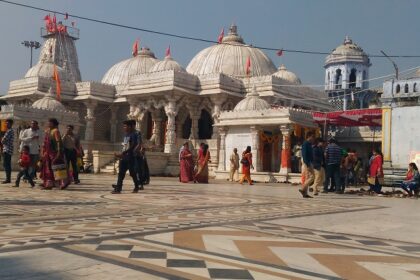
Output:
194,144,211,183
40,118,69,190
179,142,193,183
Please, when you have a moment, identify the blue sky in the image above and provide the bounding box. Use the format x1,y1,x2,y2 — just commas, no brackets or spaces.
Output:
0,0,419,93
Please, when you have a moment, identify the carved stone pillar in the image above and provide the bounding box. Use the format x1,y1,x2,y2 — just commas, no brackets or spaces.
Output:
151,110,163,148
211,96,226,139
83,100,97,168
279,124,292,177
84,101,97,142
186,103,200,140
250,126,260,172
110,106,118,143
164,99,178,153
218,126,227,171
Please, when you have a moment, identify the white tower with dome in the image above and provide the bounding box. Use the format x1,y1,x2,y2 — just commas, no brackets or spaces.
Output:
324,36,372,110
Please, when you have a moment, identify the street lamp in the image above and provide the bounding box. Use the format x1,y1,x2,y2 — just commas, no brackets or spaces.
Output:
380,50,399,80
21,40,41,68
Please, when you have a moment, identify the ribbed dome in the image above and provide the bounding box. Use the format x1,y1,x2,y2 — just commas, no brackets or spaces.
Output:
273,64,301,84
25,61,68,81
325,36,370,66
186,25,276,78
149,55,185,72
32,87,66,111
101,48,159,85
234,85,271,112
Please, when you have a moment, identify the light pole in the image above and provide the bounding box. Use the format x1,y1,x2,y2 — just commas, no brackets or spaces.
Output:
380,50,398,80
21,41,41,68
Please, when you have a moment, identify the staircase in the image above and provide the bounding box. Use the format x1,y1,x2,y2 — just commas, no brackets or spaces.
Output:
383,166,406,186
100,160,118,175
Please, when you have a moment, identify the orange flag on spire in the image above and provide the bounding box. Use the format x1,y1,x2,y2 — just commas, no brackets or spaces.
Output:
245,56,251,76
165,45,171,57
217,28,224,44
132,39,139,57
53,64,61,101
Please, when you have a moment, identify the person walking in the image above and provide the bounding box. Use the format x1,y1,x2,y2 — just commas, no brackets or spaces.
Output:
293,141,302,173
62,125,81,184
311,138,325,196
40,118,69,189
368,149,384,194
112,120,141,194
239,146,254,185
194,144,211,183
19,120,41,180
323,138,343,193
1,119,14,184
229,148,240,182
13,145,35,188
299,132,315,198
132,120,146,189
179,142,194,183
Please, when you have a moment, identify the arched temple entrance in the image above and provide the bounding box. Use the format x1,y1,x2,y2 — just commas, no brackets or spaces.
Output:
198,109,213,139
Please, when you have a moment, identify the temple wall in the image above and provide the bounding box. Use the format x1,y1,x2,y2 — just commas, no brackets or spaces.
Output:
391,106,420,168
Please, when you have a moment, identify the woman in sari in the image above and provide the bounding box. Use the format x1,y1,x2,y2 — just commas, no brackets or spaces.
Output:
368,149,384,194
194,144,210,183
239,146,254,185
40,118,69,190
179,142,194,183
401,162,419,197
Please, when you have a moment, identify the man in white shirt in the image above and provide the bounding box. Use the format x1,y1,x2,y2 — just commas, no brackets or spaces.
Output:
19,120,41,179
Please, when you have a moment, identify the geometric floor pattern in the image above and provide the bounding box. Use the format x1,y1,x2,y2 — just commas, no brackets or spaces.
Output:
0,174,419,279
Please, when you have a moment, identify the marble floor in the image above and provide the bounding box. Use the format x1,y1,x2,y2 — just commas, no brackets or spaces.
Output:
0,174,419,279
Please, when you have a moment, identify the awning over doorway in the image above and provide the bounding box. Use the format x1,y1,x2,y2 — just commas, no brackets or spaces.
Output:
312,108,382,127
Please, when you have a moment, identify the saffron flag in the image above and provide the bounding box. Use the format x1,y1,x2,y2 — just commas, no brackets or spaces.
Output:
132,39,139,57
217,28,224,44
165,46,171,57
276,49,283,56
53,64,61,101
65,13,69,20
245,56,251,76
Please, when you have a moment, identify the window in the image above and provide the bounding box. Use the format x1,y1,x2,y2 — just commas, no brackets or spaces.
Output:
404,83,409,93
335,69,342,89
349,68,357,89
396,84,400,93
414,83,417,92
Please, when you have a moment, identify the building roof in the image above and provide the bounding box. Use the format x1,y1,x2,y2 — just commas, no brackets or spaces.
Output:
272,64,302,84
32,87,66,111
325,36,370,66
149,55,185,72
233,85,271,111
186,24,276,78
25,61,68,81
101,48,159,85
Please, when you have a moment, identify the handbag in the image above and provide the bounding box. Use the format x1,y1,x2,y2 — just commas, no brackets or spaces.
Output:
367,176,376,185
368,176,384,185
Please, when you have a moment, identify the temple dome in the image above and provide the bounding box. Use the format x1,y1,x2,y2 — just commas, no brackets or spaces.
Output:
273,64,301,84
149,55,185,72
25,61,68,81
186,25,276,78
32,87,66,111
233,85,271,111
101,47,159,85
325,36,370,66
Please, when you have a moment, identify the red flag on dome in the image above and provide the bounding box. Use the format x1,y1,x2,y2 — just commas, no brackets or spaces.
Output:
217,28,224,44
132,39,139,57
64,13,69,20
52,14,57,24
43,14,50,21
245,56,251,76
276,49,283,56
165,46,171,57
52,64,61,101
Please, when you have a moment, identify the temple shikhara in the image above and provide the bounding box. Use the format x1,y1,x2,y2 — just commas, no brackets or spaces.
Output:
4,15,414,182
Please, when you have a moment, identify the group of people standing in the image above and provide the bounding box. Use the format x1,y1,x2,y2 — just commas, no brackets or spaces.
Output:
179,143,255,185
0,118,83,189
179,142,211,183
299,131,385,198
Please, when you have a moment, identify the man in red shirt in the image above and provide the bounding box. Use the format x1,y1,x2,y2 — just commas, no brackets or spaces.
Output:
13,145,35,188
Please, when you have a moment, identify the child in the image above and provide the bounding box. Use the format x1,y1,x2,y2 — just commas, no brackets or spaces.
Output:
14,145,35,188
